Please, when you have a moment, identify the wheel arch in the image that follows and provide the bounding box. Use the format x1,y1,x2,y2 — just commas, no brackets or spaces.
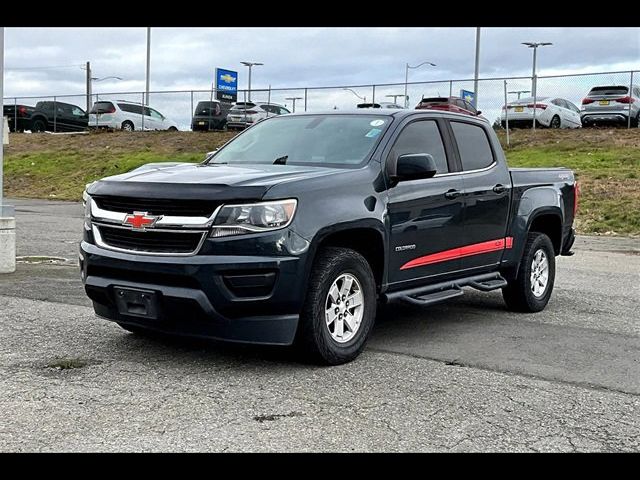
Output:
503,188,564,280
303,221,388,294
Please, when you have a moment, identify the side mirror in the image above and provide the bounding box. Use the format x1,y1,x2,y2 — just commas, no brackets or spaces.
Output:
393,154,438,184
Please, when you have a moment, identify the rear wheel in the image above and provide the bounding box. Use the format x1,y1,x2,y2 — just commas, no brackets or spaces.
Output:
502,232,556,312
168,126,178,131
121,120,134,132
31,118,46,132
550,115,561,128
296,247,377,365
631,113,640,128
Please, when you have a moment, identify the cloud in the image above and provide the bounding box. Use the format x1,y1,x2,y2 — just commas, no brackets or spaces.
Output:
2,27,638,128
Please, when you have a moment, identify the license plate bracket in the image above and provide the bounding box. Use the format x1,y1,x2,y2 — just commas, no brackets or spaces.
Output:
515,106,524,112
113,287,160,319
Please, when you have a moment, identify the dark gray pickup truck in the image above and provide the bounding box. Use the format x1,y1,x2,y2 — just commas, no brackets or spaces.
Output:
80,109,578,364
3,101,88,132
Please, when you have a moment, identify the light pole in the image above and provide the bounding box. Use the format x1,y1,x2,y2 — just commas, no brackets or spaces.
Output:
386,94,407,106
240,61,263,102
343,88,366,105
90,76,124,104
473,27,481,108
145,27,151,105
404,61,436,108
508,90,531,100
285,97,303,113
522,42,552,100
522,42,552,130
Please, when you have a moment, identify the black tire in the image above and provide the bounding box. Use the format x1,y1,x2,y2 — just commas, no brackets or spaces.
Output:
296,247,377,365
168,126,178,131
631,113,639,128
31,118,47,133
502,232,556,313
121,120,134,132
550,115,561,129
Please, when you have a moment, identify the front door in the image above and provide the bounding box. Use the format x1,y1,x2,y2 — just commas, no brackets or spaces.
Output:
448,120,512,271
386,118,465,286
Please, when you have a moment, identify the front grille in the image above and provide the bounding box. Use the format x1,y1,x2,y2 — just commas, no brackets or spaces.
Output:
98,225,204,254
94,196,219,217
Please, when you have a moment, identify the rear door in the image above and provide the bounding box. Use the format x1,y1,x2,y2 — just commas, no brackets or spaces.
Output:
448,120,512,271
386,117,465,286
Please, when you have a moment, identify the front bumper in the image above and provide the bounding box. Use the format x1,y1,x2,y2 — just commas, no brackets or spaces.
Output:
79,238,309,345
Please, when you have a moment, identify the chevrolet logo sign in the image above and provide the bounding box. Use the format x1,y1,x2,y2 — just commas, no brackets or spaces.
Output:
220,74,236,84
122,211,161,231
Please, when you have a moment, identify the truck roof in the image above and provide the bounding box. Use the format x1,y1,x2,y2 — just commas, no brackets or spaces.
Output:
286,109,489,123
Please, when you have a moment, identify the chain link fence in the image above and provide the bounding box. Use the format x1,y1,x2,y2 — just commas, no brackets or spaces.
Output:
3,70,638,133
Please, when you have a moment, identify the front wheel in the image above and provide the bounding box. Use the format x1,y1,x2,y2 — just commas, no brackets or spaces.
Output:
31,118,47,132
296,247,377,365
502,232,556,312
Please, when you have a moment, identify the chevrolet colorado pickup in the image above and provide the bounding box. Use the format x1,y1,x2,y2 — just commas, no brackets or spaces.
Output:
80,110,578,365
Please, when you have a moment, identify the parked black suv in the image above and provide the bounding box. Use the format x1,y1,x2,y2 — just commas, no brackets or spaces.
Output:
191,100,230,131
81,110,578,364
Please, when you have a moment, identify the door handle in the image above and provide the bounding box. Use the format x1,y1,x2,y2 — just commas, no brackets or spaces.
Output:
444,189,462,199
493,184,507,194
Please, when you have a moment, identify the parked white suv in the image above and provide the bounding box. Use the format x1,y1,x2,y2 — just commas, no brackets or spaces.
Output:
226,102,290,130
88,100,179,131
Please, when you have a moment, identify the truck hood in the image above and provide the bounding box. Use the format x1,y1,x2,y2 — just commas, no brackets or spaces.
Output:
87,162,344,201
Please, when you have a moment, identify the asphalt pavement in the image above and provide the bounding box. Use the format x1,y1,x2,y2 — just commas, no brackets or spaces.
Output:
1,198,639,452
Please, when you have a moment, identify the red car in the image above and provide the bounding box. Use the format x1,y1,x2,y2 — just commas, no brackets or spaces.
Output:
415,96,482,117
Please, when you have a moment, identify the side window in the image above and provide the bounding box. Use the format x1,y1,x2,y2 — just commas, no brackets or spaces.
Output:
260,105,275,114
143,107,152,117
551,99,561,107
388,120,449,175
149,108,163,119
450,121,495,171
72,107,84,116
279,106,291,115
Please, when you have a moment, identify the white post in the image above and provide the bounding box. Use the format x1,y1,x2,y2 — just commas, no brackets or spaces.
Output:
145,27,151,105
473,27,481,108
504,80,510,147
0,26,16,274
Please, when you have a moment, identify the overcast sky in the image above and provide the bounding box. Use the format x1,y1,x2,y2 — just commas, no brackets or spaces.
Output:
4,27,639,97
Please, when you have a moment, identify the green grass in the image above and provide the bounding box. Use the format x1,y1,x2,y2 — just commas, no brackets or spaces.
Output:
4,129,640,236
500,133,640,236
5,151,203,200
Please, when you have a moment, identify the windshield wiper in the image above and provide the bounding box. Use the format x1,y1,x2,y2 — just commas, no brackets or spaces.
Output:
273,155,288,165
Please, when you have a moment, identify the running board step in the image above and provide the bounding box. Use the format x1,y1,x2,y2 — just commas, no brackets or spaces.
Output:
468,277,508,292
400,287,464,307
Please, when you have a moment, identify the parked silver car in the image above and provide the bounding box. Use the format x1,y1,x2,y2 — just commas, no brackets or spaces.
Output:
581,85,640,127
226,102,290,130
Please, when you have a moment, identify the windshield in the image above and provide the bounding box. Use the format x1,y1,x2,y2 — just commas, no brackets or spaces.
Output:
207,114,391,167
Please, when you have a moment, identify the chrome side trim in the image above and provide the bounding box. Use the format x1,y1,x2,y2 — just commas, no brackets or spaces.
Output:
90,199,222,229
92,224,207,257
434,161,497,178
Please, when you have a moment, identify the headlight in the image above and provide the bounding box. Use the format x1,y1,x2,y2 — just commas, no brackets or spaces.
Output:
82,190,92,230
210,199,297,238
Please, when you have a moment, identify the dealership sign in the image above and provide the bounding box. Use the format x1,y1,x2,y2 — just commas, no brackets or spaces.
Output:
215,68,238,102
460,89,475,105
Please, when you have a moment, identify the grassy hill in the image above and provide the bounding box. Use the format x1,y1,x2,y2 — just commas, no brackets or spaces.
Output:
3,127,639,236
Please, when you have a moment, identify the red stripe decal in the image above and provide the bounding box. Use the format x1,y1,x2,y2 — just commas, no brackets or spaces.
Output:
400,237,514,270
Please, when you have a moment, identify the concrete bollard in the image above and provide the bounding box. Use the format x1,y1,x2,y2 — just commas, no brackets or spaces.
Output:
0,216,16,274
